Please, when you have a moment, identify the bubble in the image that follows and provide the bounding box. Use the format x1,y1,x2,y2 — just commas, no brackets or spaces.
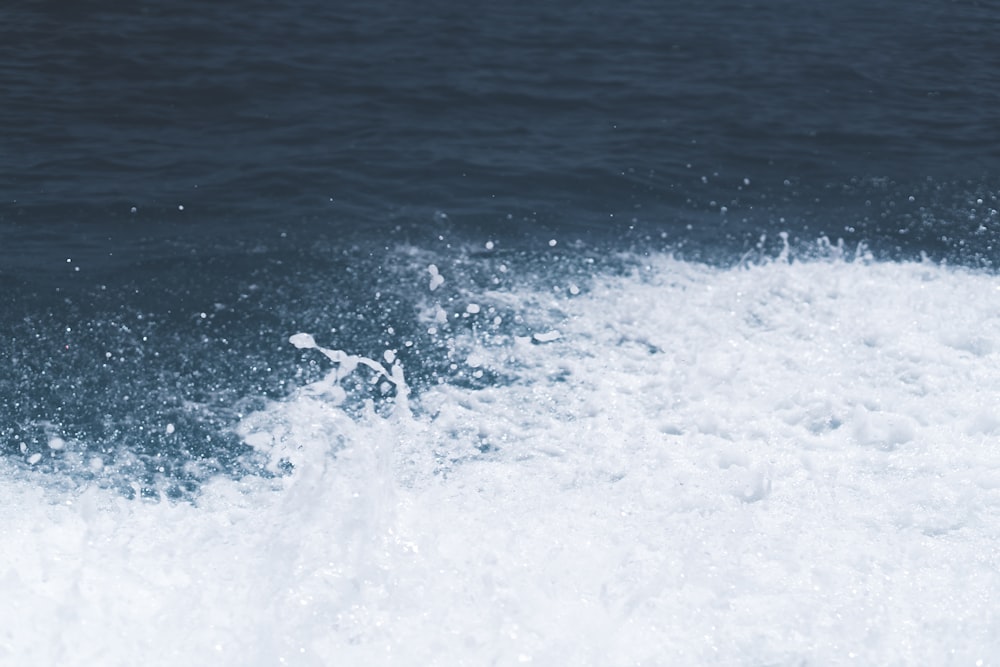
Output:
289,333,317,349
531,330,562,343
428,264,445,291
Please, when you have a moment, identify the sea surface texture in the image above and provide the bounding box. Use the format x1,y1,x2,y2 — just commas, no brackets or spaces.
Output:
2,1,999,664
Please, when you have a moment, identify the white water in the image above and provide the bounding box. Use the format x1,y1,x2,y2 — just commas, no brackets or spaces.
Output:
3,252,1000,666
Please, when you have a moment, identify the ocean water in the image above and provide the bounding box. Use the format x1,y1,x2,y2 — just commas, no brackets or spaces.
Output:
2,1,1000,664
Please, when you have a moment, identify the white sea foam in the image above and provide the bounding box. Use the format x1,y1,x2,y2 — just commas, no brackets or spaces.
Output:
3,253,1000,665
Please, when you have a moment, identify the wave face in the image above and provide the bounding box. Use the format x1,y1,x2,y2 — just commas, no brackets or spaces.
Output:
3,249,999,665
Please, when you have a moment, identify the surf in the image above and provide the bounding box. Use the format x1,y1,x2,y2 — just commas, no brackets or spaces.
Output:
2,246,999,665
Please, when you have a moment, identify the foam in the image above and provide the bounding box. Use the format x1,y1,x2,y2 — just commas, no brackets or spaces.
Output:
3,252,1000,665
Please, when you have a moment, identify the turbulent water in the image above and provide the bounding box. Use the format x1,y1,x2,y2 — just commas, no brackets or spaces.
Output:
2,1,1000,665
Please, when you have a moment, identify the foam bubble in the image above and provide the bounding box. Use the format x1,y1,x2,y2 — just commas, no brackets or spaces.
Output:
427,264,444,291
531,329,561,343
289,332,317,349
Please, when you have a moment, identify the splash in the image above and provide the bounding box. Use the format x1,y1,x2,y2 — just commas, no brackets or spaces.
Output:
3,252,1000,665
288,332,410,417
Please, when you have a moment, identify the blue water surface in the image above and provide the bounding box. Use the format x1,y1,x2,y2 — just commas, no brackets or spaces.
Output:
2,0,998,493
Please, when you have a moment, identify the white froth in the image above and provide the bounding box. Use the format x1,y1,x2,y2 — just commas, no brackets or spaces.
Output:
3,254,1000,666
427,264,444,291
531,329,562,343
288,332,317,349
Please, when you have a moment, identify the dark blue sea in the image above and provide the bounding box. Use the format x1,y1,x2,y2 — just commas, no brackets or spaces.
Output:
3,0,998,491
